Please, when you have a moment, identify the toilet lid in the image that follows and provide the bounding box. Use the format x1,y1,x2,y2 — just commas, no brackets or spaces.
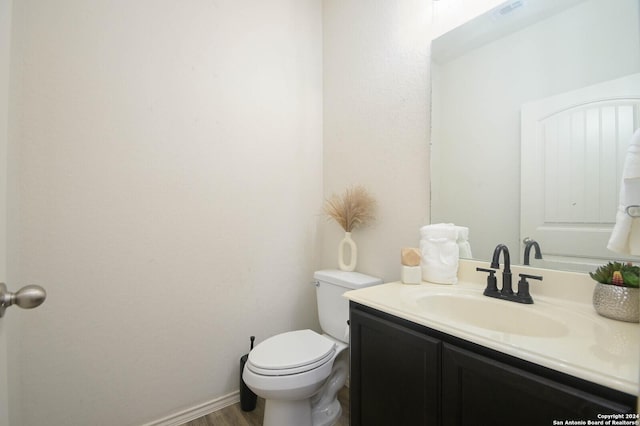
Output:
247,330,336,375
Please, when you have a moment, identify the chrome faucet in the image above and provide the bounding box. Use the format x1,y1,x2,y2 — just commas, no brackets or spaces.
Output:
523,238,542,266
476,244,542,304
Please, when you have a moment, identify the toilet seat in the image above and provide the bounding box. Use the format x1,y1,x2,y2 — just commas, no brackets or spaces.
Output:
247,330,336,376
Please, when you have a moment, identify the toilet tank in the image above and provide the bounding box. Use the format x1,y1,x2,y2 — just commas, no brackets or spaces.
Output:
313,270,383,343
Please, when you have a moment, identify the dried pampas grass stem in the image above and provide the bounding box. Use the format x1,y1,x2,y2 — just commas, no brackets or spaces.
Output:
324,185,376,232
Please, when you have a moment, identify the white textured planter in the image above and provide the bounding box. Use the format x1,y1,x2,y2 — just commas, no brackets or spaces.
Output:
592,283,639,323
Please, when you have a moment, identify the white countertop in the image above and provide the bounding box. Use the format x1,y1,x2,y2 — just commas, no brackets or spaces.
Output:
344,261,640,396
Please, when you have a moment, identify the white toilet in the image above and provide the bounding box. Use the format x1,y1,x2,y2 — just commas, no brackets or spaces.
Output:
242,269,382,426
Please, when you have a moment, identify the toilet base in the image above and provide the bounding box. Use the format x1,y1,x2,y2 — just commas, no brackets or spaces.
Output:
263,398,313,426
311,355,348,426
260,355,348,426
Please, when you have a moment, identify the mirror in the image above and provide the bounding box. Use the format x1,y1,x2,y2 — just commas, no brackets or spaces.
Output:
430,0,640,272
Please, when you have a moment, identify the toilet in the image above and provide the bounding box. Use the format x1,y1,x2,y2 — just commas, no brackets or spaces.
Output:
242,269,382,426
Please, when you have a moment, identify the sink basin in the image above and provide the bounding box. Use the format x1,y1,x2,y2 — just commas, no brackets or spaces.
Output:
414,293,570,338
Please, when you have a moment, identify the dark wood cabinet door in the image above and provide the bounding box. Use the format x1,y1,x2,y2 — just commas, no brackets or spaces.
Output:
350,308,441,426
441,343,634,426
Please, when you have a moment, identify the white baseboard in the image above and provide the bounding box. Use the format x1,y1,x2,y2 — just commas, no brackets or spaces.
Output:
142,378,348,425
142,391,240,426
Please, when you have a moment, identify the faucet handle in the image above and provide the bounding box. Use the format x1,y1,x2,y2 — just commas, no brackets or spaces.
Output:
519,273,543,282
476,267,498,295
516,273,542,304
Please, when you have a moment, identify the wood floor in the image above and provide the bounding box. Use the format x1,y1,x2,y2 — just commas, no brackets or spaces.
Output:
180,386,349,426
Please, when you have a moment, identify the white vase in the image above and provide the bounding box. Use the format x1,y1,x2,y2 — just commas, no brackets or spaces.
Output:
338,232,357,272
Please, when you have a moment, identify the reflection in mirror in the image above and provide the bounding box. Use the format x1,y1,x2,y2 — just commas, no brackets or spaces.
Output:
521,73,640,269
430,0,640,272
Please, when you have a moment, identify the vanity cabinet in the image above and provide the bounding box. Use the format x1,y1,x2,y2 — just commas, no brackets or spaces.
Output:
350,302,636,426
349,307,441,425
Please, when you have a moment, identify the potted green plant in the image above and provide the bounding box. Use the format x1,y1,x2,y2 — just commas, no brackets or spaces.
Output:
589,262,639,322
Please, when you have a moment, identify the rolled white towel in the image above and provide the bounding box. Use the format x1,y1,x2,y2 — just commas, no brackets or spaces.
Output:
420,223,457,239
420,223,459,284
455,226,473,258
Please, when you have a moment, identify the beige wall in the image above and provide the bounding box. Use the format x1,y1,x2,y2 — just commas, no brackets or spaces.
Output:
4,0,432,425
321,0,431,281
8,1,323,425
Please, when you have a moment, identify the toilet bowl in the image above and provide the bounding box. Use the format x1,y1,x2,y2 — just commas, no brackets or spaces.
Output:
242,270,382,426
243,330,348,426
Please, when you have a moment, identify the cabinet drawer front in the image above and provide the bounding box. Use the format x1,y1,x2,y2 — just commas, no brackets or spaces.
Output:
442,343,633,426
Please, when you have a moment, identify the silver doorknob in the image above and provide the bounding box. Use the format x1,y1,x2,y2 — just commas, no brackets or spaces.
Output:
0,282,47,318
